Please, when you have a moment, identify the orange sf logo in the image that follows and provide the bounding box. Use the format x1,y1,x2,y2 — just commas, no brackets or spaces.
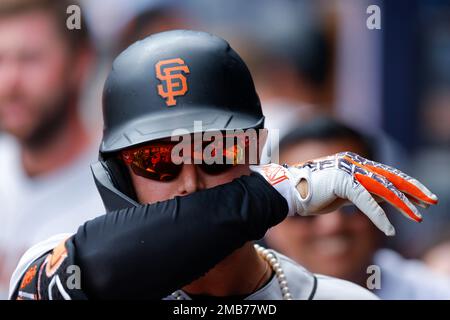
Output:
155,58,190,106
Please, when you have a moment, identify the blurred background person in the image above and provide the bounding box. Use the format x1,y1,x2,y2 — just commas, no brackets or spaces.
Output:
116,2,194,54
423,233,450,277
264,117,450,299
0,0,104,298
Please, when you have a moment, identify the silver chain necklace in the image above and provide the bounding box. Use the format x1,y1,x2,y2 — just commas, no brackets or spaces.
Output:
171,244,292,300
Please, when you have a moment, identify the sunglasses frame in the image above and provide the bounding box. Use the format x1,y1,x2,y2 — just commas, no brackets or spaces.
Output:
120,132,259,182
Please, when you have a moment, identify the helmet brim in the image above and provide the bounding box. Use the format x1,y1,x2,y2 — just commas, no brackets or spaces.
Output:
100,107,264,153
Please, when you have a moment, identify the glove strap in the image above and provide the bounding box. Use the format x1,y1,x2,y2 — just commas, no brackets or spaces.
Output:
250,164,312,216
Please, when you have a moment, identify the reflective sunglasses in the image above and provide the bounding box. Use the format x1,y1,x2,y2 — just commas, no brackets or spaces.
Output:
121,134,254,182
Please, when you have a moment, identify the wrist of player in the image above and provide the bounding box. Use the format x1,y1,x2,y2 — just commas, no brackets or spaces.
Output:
249,164,311,217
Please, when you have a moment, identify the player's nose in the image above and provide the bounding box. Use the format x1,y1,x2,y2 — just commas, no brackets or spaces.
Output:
177,164,206,195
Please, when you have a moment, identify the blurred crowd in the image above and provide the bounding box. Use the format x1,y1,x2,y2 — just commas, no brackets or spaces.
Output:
1,0,450,299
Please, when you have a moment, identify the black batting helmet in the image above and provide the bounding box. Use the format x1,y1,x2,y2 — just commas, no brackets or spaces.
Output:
91,30,264,211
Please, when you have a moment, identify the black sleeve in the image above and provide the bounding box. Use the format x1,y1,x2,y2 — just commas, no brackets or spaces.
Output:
13,173,287,300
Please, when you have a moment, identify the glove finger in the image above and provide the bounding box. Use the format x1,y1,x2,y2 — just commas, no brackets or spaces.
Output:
406,194,430,209
342,152,438,205
365,164,438,206
354,172,422,222
344,152,438,204
344,181,396,236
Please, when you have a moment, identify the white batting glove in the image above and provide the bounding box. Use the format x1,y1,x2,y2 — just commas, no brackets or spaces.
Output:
250,151,438,236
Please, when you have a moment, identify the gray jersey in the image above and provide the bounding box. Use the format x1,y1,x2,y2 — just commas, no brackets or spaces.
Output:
166,249,378,300
9,234,377,300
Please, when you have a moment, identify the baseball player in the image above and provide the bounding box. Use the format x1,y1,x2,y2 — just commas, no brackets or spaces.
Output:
9,30,438,300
